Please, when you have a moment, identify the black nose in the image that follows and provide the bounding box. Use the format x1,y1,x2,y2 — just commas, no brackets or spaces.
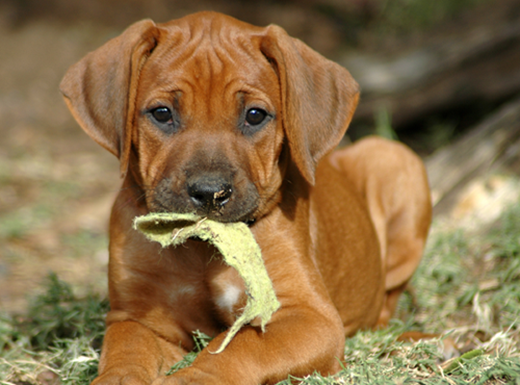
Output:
187,176,233,210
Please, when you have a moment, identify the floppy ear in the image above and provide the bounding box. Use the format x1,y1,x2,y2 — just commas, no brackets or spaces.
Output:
60,19,159,177
260,25,360,185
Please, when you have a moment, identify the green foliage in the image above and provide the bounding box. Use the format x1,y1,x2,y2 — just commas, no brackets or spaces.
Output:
374,107,399,141
166,330,213,375
407,200,520,334
0,274,107,384
19,272,108,350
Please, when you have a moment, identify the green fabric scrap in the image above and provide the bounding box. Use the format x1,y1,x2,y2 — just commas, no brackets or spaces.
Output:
133,212,280,353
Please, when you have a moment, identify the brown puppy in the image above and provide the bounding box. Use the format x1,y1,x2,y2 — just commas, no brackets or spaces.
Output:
60,11,431,385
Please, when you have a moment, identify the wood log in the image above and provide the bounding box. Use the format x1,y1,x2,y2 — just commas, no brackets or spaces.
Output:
341,0,520,128
425,96,520,216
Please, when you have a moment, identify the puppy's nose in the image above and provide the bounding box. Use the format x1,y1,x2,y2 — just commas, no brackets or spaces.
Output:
187,176,233,210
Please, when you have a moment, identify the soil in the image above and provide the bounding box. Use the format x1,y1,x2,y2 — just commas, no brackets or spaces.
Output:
0,13,117,313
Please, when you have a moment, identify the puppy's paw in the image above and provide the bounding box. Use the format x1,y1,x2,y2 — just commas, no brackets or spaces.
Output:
152,368,226,385
91,370,152,385
151,376,184,385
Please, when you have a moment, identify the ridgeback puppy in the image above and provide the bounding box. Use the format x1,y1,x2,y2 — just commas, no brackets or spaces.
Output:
60,11,431,385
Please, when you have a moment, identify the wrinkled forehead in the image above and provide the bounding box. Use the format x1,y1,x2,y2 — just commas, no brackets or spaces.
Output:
139,15,278,96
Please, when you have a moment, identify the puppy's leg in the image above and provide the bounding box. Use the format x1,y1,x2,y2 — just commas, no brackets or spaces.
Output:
377,220,429,326
329,136,431,327
154,307,344,385
93,321,186,385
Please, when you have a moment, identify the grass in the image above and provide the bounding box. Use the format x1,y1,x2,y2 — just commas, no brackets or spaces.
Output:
0,274,108,384
1,201,519,384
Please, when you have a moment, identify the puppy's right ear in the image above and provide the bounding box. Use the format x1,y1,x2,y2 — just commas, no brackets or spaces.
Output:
60,19,159,177
259,25,359,186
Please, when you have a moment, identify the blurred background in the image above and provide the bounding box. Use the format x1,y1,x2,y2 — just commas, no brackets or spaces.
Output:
1,0,520,314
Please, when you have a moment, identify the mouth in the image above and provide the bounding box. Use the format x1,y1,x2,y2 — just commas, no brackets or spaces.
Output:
189,211,257,226
149,173,260,224
134,212,257,249
175,216,255,244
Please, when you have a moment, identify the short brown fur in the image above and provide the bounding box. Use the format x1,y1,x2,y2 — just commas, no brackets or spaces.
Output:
60,11,431,385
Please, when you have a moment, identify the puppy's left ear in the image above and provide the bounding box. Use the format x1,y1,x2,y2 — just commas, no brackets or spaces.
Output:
259,26,360,185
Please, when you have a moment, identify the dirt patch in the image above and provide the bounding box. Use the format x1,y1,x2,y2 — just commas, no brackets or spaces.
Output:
0,15,121,312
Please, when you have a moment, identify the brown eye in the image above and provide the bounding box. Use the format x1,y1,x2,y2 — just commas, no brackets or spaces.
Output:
148,106,180,134
151,107,172,123
245,108,267,126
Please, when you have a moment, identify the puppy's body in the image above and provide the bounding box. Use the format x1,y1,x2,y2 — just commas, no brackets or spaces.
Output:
60,12,431,385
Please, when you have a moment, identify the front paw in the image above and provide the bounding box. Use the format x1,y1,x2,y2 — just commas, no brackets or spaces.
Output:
151,376,183,385
91,369,152,385
151,368,223,385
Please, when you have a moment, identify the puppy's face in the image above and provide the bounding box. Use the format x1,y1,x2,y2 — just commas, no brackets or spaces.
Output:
60,13,360,223
133,24,285,222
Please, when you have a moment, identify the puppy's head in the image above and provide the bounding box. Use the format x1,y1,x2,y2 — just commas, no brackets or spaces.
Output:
60,12,359,222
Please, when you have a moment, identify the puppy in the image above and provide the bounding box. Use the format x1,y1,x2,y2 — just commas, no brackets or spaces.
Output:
60,11,431,385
